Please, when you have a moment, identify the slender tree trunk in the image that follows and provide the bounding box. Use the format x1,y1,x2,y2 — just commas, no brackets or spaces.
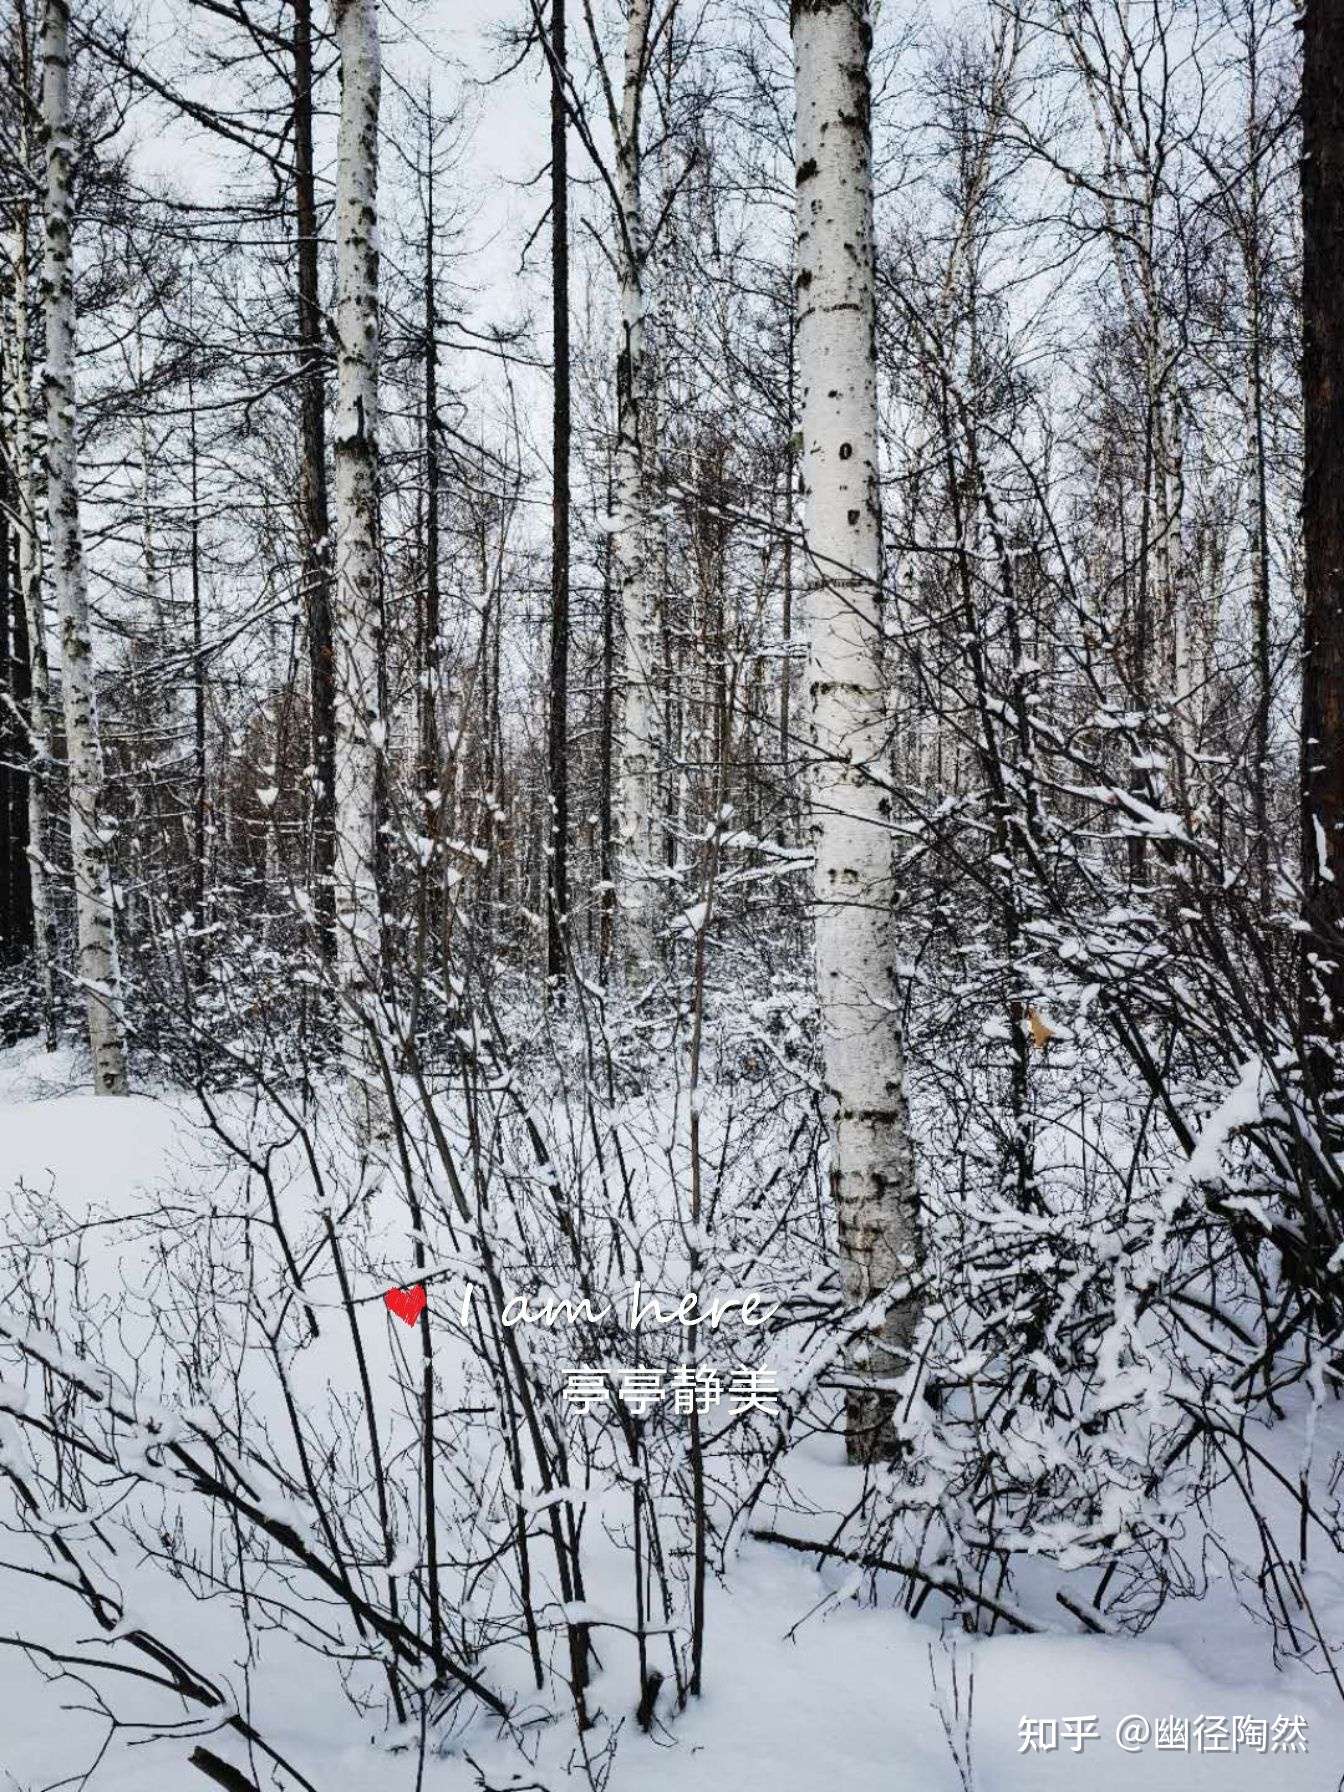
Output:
1247,201,1273,910
130,347,162,958
612,0,657,977
420,102,442,805
545,0,571,997
6,553,37,991
1162,391,1194,787
599,462,615,980
793,0,919,1460
6,17,57,1049
294,0,337,959
1300,0,1344,1093
329,0,384,1122
778,308,796,841
0,466,22,977
187,349,208,941
406,102,443,1050
41,0,128,1093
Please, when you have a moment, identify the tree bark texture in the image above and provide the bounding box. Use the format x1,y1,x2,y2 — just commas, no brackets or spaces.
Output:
41,0,129,1092
793,0,920,1458
546,0,572,996
5,17,58,1048
329,0,385,1117
294,0,337,958
1300,0,1344,1088
613,0,658,977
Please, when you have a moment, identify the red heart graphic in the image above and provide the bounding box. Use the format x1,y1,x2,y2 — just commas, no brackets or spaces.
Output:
384,1285,427,1326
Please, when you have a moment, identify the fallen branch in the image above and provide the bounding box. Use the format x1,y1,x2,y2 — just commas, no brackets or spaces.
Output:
749,1527,1045,1634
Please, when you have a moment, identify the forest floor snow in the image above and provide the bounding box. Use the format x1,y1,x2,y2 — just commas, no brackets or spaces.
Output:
1,1041,1342,1792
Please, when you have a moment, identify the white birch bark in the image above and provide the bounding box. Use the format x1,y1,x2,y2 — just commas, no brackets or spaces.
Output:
1161,392,1197,767
612,0,658,975
329,0,385,1123
793,0,919,1457
40,0,128,1094
4,196,58,1049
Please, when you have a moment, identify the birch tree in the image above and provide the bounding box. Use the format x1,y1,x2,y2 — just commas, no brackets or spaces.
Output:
329,0,386,1122
793,0,919,1458
40,0,128,1093
610,0,658,975
3,118,58,1050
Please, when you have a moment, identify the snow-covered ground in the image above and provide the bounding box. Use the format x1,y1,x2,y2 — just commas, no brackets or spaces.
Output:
2,1041,1341,1792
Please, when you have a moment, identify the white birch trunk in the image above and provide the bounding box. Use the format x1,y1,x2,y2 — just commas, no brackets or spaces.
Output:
612,0,658,976
793,0,919,1458
4,196,58,1049
1161,393,1197,769
329,0,385,1124
40,0,128,1094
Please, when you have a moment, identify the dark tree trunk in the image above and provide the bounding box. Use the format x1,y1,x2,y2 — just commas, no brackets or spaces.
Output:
546,0,572,996
0,478,12,963
421,109,442,800
1300,0,1344,1085
293,0,336,958
1245,23,1273,913
0,401,35,1012
187,352,208,944
9,541,33,961
0,495,17,964
1250,276,1272,910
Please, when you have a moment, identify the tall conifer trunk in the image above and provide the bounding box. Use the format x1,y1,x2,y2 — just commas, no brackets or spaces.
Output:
1300,0,1344,1104
420,101,442,806
294,0,337,958
545,0,571,996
